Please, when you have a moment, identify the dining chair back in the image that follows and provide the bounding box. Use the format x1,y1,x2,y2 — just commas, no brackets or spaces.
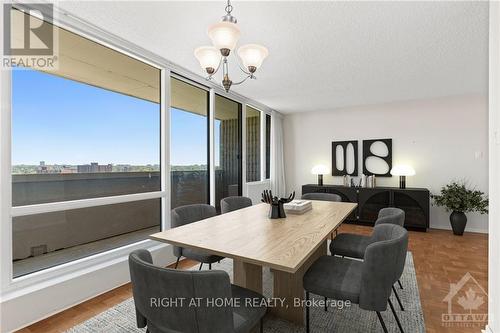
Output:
301,193,342,202
220,196,253,214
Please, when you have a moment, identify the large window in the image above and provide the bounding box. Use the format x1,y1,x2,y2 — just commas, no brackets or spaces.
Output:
10,10,161,277
5,7,274,281
246,106,261,182
170,77,209,208
12,70,161,206
215,95,242,211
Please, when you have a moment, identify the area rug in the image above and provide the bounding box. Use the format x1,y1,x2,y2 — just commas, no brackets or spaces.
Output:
67,252,425,333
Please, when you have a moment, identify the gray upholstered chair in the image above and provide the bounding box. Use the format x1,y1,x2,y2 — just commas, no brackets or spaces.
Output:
129,249,267,333
330,207,407,308
330,207,405,259
303,224,408,333
221,196,253,214
171,204,224,270
301,192,342,202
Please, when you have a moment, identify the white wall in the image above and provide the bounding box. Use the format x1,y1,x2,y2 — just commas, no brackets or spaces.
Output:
488,2,499,332
283,94,488,233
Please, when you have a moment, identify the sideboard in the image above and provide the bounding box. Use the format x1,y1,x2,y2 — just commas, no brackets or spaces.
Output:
302,184,430,231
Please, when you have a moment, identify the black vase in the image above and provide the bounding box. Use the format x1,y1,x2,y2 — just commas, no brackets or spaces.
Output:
268,202,287,219
268,204,280,219
450,211,467,236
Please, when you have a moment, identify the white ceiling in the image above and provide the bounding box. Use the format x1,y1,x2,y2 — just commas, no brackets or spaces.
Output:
57,1,489,114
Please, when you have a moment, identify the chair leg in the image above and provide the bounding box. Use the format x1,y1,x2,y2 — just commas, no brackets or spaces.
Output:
198,263,203,270
392,285,405,311
209,263,212,270
324,296,328,311
174,257,180,269
388,298,405,333
376,311,388,333
306,291,310,333
260,318,263,333
398,279,404,290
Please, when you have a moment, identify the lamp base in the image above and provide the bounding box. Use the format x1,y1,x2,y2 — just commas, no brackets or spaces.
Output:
317,174,323,186
399,176,406,189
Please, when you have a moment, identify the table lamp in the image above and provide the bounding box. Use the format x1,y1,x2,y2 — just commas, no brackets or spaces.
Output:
311,165,329,186
390,164,416,189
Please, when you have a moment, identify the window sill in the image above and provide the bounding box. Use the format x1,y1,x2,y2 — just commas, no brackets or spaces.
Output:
1,239,168,301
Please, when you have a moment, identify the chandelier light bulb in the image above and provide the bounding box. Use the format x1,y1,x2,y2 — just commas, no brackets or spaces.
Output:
207,21,241,54
194,46,221,74
237,44,269,72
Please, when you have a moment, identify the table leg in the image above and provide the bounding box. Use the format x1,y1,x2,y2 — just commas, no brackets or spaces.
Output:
233,260,263,333
270,241,327,325
233,259,263,294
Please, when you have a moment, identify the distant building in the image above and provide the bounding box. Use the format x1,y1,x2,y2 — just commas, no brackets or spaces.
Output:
114,164,132,172
60,166,77,174
37,161,48,174
77,162,113,173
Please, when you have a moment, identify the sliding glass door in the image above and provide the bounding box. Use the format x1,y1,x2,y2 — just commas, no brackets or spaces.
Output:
214,95,242,211
170,78,209,208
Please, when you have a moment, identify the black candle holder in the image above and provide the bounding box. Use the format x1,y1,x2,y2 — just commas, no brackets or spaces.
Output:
261,190,295,219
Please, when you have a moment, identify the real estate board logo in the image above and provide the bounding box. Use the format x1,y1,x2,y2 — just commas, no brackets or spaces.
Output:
2,3,58,69
442,272,488,328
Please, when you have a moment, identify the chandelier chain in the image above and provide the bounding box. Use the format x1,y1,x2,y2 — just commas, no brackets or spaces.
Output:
225,0,233,15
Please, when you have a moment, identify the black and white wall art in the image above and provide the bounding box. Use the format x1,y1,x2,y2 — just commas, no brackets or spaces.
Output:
362,138,392,177
332,141,358,176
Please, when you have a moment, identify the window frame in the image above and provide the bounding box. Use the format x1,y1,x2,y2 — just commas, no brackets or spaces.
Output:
1,4,169,293
169,74,211,207
214,94,243,208
245,105,269,183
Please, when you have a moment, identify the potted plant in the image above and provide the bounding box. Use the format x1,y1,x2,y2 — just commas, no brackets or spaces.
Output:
431,181,488,235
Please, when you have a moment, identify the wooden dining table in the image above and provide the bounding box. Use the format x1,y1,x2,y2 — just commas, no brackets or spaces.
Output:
150,200,357,325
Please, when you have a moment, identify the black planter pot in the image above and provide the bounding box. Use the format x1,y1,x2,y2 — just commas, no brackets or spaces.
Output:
450,211,467,236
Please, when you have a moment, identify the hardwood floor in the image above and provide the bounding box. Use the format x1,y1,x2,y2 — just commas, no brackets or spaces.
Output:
17,224,488,333
341,225,488,333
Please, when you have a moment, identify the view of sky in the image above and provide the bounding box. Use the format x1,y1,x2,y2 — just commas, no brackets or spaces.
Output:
170,109,220,166
12,69,218,166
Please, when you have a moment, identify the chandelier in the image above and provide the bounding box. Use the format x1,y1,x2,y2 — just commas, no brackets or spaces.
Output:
194,0,268,93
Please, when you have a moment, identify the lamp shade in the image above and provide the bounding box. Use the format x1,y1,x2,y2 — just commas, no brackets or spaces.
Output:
194,46,221,71
311,165,329,175
207,21,240,51
390,165,416,176
237,44,269,70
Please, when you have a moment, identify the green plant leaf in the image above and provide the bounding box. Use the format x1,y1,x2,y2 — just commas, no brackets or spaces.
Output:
431,181,488,215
